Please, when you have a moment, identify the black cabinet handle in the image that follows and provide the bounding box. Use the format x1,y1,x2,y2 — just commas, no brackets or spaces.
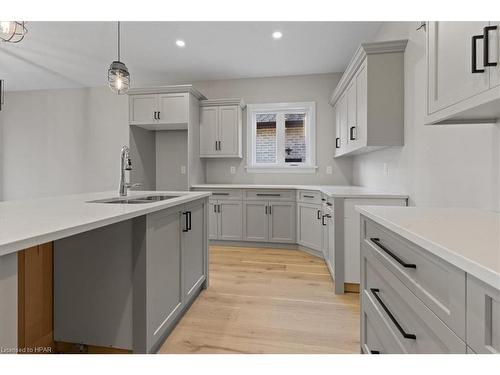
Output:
303,195,315,198
335,137,340,149
153,111,157,120
215,141,218,151
218,204,221,213
472,34,485,73
326,202,332,206
256,193,281,197
322,215,326,226
349,126,356,140
182,212,189,232
371,288,416,340
370,238,416,269
317,210,321,220
265,206,268,215
212,192,229,196
269,205,272,215
187,211,192,231
157,111,161,120
370,350,380,354
484,25,498,67
213,204,217,213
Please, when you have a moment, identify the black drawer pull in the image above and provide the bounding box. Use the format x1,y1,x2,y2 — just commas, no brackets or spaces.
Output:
326,202,332,206
335,137,340,149
472,34,485,73
212,192,230,196
349,126,356,140
370,350,380,354
317,210,321,220
484,25,498,67
256,193,281,197
370,238,416,269
182,212,189,232
371,288,416,340
303,195,315,198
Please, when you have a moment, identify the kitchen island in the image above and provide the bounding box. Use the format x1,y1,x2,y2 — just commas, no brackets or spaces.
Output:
0,190,210,353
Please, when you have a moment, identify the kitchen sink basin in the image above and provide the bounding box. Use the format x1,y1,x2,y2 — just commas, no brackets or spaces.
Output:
88,195,181,204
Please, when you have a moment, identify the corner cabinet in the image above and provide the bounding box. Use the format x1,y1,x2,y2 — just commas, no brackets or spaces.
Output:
425,21,500,125
200,99,245,158
330,40,407,157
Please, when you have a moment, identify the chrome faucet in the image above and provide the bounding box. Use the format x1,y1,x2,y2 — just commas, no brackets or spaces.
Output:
119,145,141,196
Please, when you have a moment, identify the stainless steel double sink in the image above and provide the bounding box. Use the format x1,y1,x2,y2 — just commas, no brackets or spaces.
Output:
88,194,180,204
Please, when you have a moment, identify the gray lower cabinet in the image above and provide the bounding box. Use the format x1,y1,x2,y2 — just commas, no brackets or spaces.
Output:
54,197,208,354
466,275,500,354
297,202,322,251
210,199,243,240
244,201,296,243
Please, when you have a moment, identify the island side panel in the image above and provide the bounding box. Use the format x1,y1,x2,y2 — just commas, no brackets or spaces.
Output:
0,252,17,353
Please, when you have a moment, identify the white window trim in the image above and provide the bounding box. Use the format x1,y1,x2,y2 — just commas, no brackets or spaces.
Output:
246,102,317,174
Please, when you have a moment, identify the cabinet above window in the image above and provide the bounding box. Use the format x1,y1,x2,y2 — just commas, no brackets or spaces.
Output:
330,40,407,158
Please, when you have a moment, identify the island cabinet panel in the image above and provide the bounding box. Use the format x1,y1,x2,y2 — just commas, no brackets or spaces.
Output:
145,209,183,351
182,202,206,300
466,275,500,354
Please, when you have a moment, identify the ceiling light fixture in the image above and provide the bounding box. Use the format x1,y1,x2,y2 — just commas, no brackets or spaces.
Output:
272,31,283,40
108,21,130,95
175,39,186,48
0,21,27,43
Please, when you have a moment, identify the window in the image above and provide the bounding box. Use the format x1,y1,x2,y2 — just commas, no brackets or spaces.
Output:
246,102,316,173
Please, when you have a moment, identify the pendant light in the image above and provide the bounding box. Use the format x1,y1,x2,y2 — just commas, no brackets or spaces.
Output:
108,21,130,95
0,21,27,43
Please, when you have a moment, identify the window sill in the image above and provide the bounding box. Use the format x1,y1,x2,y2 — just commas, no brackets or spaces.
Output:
245,165,318,174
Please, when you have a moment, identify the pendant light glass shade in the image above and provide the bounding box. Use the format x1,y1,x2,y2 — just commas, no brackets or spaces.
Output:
108,22,130,95
0,21,27,43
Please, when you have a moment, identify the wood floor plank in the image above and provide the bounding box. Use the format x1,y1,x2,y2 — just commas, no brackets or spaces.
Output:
159,245,360,354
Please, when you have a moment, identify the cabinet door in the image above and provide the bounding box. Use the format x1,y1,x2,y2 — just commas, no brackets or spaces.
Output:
355,62,368,146
427,21,490,114
200,107,219,156
218,201,243,240
129,94,157,125
157,93,188,124
146,209,182,349
346,79,357,148
269,202,296,243
327,213,335,277
297,203,322,251
244,201,268,242
182,203,206,300
488,21,500,88
208,201,219,240
218,106,240,157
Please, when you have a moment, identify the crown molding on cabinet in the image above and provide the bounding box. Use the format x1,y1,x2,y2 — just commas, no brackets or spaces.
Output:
329,39,408,106
127,84,207,100
200,98,246,109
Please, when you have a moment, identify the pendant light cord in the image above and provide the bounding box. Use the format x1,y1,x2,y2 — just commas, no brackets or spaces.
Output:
117,21,121,61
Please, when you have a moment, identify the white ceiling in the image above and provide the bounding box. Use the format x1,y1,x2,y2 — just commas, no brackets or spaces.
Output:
0,21,382,91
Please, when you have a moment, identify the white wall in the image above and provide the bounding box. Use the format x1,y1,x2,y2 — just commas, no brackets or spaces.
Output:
193,73,353,185
0,87,128,201
352,22,500,211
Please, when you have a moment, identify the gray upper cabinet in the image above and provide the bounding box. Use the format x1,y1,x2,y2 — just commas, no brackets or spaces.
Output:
297,202,323,251
330,40,407,157
182,202,206,300
129,94,157,125
199,99,245,158
466,275,500,354
426,21,500,124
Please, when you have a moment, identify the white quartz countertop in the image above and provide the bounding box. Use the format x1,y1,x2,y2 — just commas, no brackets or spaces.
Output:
356,206,500,289
191,184,408,199
0,190,211,257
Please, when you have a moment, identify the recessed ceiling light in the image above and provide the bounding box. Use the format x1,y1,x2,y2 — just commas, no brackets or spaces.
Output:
175,39,186,48
272,31,282,40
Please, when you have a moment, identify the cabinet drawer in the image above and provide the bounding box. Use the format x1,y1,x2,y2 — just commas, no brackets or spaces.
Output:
362,218,466,339
245,189,295,201
208,189,243,201
361,247,466,353
466,275,500,354
297,190,322,204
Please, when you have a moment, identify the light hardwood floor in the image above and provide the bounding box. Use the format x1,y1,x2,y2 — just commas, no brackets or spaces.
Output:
159,246,360,354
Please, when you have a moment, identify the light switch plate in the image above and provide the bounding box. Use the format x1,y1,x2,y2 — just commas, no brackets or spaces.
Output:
180,165,186,175
326,166,332,175
230,166,236,174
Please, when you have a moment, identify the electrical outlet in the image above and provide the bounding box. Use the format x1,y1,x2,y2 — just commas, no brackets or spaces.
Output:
180,165,186,175
383,163,389,176
326,166,333,175
230,166,236,175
